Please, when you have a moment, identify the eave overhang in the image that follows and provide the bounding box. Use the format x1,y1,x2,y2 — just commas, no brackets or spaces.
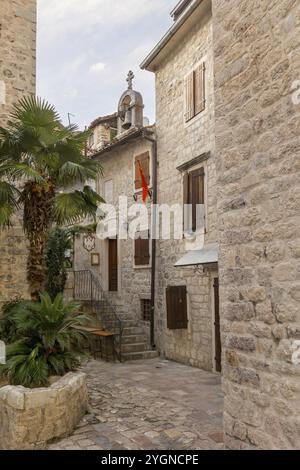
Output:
140,0,209,72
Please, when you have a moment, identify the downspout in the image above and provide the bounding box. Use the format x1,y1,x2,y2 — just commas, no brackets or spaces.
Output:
143,131,157,349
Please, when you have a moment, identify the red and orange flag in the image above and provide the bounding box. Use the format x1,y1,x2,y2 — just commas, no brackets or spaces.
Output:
137,159,149,203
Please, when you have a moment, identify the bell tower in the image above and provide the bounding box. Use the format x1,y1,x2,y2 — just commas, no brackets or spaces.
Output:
0,0,36,126
117,71,144,134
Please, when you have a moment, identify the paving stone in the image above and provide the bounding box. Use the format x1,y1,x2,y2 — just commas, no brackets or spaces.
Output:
48,359,223,450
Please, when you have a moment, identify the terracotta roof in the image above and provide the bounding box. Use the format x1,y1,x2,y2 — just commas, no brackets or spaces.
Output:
89,112,118,129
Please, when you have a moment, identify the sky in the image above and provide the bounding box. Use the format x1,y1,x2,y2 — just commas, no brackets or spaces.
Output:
37,0,175,129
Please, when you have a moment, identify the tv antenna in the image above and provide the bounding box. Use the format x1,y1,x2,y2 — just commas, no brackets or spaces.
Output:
67,113,75,126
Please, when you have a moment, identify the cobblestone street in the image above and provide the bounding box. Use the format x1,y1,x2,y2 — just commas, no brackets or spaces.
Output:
48,359,224,450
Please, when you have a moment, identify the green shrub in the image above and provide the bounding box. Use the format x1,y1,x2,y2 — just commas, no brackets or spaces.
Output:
0,293,90,388
45,228,72,301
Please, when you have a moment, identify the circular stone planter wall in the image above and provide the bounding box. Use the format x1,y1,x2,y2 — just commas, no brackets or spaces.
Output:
0,372,88,450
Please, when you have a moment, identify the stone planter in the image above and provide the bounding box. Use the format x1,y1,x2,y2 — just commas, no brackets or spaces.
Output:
0,372,88,450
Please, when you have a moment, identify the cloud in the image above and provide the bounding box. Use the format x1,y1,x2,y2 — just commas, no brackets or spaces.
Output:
89,62,107,74
38,0,168,39
37,0,175,127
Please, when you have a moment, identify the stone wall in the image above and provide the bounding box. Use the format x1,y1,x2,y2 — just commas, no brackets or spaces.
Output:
0,0,36,307
212,0,300,449
0,372,88,450
154,3,217,370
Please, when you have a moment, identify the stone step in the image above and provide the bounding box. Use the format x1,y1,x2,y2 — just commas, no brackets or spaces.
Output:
121,334,148,344
122,350,159,362
123,326,144,335
121,342,148,353
118,320,139,328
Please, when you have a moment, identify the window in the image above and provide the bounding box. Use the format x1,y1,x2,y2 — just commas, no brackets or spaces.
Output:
104,180,113,204
134,231,150,266
166,286,188,330
183,167,205,232
134,152,150,191
184,62,206,122
141,299,151,322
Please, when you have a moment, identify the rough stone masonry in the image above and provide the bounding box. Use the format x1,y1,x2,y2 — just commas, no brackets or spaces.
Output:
0,0,36,306
212,0,300,450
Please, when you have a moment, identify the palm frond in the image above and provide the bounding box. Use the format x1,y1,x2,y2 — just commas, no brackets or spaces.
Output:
10,96,61,130
0,162,46,184
0,203,16,228
56,161,98,187
54,186,104,225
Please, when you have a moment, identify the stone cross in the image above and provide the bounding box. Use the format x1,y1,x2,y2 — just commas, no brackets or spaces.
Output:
127,70,135,90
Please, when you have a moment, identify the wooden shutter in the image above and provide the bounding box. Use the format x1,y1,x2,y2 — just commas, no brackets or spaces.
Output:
166,286,188,330
189,168,205,232
108,239,118,292
184,71,194,122
135,152,150,190
134,234,150,266
194,62,206,115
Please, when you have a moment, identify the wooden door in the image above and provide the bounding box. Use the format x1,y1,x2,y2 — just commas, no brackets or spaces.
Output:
108,239,118,292
214,278,222,372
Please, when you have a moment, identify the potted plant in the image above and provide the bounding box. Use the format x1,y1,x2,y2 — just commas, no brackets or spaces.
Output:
0,293,90,449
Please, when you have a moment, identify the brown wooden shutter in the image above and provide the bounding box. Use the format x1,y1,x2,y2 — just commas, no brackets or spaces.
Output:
135,152,150,190
184,71,194,122
134,234,150,266
166,286,188,330
183,172,189,232
194,62,206,115
108,239,118,292
189,168,205,232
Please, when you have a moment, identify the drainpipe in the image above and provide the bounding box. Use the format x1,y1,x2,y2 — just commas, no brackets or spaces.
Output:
142,131,157,349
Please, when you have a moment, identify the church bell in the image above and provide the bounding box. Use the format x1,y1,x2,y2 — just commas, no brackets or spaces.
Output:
122,108,132,130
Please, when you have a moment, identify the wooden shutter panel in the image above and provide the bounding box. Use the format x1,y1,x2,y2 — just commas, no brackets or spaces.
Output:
108,239,118,292
194,62,206,115
184,71,194,122
189,168,205,232
166,286,188,330
134,235,150,266
135,152,150,190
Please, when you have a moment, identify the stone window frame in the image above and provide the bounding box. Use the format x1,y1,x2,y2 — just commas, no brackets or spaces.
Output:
140,298,152,322
177,152,210,237
132,229,152,270
132,149,152,197
183,54,208,128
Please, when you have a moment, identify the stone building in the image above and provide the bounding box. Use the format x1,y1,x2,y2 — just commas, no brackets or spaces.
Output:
72,72,158,361
0,0,36,306
141,0,220,372
212,0,300,450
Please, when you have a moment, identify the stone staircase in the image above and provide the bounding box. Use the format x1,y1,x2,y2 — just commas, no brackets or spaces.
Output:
120,319,158,361
73,270,157,362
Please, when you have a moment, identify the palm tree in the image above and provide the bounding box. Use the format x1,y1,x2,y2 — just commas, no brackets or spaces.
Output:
0,96,103,296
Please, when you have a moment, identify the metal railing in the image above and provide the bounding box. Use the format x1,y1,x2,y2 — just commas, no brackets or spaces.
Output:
73,270,123,361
